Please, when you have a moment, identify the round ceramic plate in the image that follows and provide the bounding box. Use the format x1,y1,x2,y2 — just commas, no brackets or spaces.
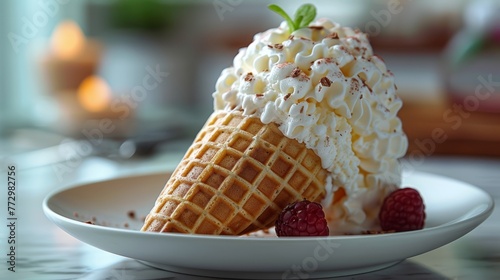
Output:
43,171,494,279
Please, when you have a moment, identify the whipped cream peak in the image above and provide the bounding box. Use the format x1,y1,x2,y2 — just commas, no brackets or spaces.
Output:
213,19,408,234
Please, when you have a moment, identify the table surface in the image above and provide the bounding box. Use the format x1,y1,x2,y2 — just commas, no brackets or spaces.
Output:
1,138,499,280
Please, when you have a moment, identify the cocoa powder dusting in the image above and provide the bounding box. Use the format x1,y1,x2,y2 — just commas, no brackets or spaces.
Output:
327,32,339,39
309,26,324,30
362,80,372,93
320,77,332,87
351,79,360,92
244,72,254,82
291,67,301,78
127,210,136,219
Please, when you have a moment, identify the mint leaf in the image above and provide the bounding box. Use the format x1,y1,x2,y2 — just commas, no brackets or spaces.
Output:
268,4,317,32
294,4,316,29
268,4,296,32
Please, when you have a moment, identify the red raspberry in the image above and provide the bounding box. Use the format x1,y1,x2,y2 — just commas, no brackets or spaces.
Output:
275,200,329,237
379,187,426,232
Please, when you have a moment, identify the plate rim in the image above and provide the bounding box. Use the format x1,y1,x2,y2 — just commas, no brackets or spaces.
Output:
42,170,495,278
42,170,495,242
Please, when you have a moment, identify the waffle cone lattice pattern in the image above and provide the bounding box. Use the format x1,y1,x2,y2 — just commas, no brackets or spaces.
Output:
141,110,328,235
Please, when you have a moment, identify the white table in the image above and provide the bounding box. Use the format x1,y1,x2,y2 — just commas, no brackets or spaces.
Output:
1,144,499,279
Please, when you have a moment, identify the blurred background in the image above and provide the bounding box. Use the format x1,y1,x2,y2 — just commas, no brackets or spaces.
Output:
0,0,500,173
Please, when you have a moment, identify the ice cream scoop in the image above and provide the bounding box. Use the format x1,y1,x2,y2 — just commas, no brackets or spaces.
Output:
213,17,408,234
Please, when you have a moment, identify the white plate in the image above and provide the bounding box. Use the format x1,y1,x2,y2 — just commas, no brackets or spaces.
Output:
43,171,494,279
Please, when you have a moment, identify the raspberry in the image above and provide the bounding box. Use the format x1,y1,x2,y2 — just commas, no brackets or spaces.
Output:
379,187,426,232
275,200,329,237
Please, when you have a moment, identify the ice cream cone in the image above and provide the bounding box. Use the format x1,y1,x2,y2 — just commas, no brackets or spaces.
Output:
141,110,328,235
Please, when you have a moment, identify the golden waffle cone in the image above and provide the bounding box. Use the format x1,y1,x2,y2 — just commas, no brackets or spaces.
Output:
141,110,328,235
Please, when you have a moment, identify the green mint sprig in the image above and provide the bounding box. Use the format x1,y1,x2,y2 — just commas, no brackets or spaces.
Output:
268,3,317,33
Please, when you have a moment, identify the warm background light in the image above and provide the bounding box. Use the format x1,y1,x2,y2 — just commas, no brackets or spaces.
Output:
77,75,112,112
51,20,85,59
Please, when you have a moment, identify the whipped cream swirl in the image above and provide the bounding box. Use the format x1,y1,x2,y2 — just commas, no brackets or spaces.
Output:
213,19,408,234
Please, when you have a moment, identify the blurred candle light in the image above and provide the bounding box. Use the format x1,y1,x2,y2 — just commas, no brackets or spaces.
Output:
56,75,133,137
77,76,112,113
50,20,85,59
39,20,102,94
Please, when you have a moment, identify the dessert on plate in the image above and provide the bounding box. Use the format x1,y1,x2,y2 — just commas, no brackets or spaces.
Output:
141,4,410,236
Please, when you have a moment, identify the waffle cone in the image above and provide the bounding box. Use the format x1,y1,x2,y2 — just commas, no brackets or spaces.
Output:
141,110,328,235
